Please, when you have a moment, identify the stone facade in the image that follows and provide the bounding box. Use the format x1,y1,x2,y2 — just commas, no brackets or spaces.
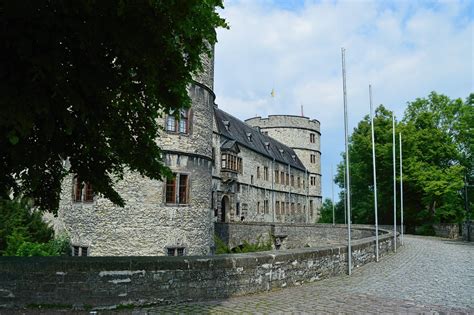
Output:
245,115,322,212
56,50,322,256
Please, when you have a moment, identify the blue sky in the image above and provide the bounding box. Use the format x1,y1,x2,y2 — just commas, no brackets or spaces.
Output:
214,0,474,201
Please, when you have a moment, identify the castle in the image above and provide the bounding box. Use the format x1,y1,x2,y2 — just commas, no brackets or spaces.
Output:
56,52,321,256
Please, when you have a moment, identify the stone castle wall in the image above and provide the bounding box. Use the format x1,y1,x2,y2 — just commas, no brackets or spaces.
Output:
0,228,399,309
212,131,317,224
57,79,216,256
215,222,383,250
245,115,322,218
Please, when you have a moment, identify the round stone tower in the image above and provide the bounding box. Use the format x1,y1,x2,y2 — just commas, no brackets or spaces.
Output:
57,51,216,256
245,115,322,220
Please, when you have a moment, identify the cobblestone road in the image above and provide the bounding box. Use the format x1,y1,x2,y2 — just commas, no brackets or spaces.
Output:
143,235,473,314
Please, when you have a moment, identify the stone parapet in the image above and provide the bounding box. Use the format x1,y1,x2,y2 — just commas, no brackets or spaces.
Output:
0,227,399,309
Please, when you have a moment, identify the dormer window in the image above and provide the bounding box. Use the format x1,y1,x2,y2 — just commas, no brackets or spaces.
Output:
223,120,230,131
264,142,270,150
246,132,253,142
291,154,296,161
279,149,284,155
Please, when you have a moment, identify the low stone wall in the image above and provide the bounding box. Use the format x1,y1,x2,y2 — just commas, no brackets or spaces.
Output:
215,222,381,250
379,225,406,234
432,223,459,239
0,230,399,309
463,221,472,242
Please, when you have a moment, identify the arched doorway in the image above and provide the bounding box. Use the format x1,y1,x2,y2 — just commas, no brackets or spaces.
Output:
221,196,229,222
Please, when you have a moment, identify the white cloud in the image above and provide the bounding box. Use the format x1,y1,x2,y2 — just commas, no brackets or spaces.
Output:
214,0,474,200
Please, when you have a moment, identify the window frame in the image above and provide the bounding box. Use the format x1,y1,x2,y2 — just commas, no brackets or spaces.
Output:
165,173,190,205
72,177,94,203
166,109,191,135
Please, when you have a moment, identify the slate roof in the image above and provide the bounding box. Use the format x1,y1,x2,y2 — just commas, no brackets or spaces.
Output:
214,107,306,171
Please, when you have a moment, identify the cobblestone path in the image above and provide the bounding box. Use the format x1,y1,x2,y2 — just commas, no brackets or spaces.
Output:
144,235,473,314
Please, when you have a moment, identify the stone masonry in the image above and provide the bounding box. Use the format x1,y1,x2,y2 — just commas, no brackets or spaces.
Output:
55,48,323,256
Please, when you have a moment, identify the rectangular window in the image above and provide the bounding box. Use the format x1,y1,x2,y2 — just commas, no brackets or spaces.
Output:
84,184,93,202
166,109,190,134
286,173,289,186
291,175,294,187
167,247,186,256
310,154,316,163
257,166,260,179
310,176,316,186
251,175,254,184
73,179,82,202
165,173,188,204
286,202,289,214
264,200,269,214
297,203,301,213
297,177,301,188
276,201,280,215
275,170,279,183
166,115,176,132
291,202,295,214
72,246,89,256
166,176,177,203
280,171,285,184
221,153,227,169
257,201,260,214
179,174,188,204
310,200,314,217
73,177,93,203
264,167,269,181
179,110,189,133
310,133,315,143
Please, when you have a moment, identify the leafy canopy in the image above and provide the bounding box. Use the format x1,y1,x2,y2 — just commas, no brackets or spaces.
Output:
334,92,472,226
0,1,228,211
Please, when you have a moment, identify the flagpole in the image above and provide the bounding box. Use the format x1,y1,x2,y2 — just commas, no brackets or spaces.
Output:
399,132,404,246
369,85,379,262
331,165,335,226
392,114,397,252
343,170,347,225
341,47,352,275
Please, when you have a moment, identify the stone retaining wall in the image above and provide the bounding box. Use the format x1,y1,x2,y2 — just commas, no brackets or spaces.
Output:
432,223,460,239
215,222,382,250
463,221,472,242
0,229,399,309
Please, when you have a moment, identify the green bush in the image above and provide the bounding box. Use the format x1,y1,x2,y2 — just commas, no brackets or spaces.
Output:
214,234,232,254
0,198,69,256
214,234,273,255
416,224,436,236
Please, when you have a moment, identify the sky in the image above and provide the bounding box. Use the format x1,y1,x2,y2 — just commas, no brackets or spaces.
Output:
213,0,474,201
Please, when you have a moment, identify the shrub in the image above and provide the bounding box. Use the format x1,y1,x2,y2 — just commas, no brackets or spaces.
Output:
0,197,70,256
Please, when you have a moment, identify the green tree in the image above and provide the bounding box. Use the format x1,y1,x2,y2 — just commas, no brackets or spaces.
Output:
401,92,470,223
318,198,346,224
0,198,61,255
335,105,396,224
335,92,472,227
0,1,228,211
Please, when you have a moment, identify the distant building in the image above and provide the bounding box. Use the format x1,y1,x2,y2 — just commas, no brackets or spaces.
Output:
56,51,322,256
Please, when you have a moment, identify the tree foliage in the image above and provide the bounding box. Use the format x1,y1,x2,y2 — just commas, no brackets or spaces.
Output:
317,197,345,224
335,92,472,226
0,1,227,211
0,198,69,256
